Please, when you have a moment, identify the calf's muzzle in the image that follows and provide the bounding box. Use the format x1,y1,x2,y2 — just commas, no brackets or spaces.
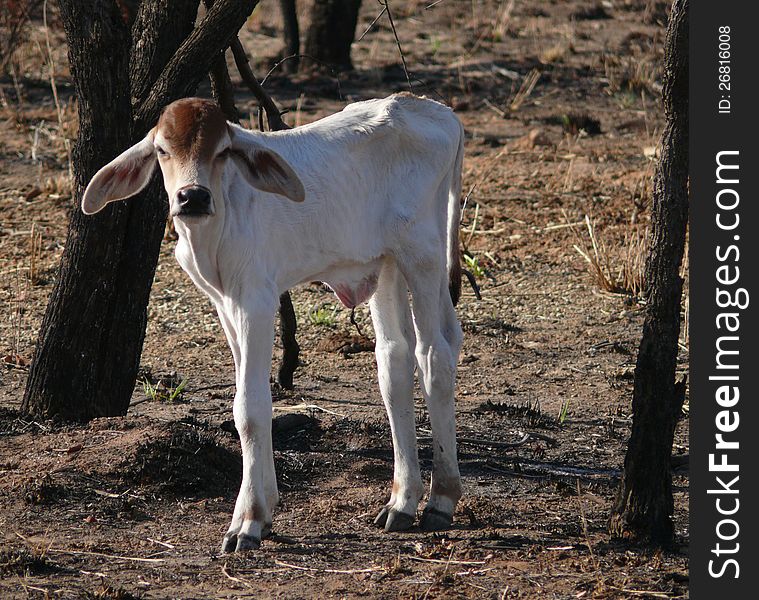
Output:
176,185,212,216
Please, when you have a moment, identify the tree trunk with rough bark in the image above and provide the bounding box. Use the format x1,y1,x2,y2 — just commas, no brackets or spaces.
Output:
22,0,259,421
277,0,300,72
303,0,361,71
608,0,689,546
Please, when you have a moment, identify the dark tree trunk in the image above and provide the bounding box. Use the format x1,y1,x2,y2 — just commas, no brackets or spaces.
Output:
22,0,259,421
609,0,689,546
303,0,361,71
277,0,300,72
21,0,140,421
129,0,201,107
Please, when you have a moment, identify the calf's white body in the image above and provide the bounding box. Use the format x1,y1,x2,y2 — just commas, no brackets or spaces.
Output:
82,93,465,551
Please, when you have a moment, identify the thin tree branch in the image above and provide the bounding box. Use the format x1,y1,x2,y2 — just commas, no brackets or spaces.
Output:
229,38,290,131
357,5,387,42
202,0,240,123
209,51,241,123
382,0,412,91
261,54,344,101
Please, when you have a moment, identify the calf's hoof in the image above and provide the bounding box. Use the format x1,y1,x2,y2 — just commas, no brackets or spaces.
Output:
420,507,453,531
221,532,261,553
374,506,415,532
373,506,391,528
221,533,238,553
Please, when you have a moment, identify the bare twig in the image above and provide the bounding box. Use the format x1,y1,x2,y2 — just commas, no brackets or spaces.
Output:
461,268,482,300
230,38,289,132
261,54,344,102
407,556,487,566
509,69,541,111
349,308,367,338
483,98,507,118
357,5,388,42
381,1,413,91
273,403,347,418
42,0,72,179
222,563,254,587
274,559,385,575
419,432,557,449
45,550,166,563
609,588,671,599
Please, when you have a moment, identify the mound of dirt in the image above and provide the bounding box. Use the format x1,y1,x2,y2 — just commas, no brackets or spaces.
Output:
319,418,391,454
22,473,67,505
0,548,63,577
120,420,241,497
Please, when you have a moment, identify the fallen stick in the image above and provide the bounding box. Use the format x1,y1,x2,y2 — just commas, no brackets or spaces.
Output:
273,403,347,418
407,556,486,566
222,563,253,588
45,548,166,563
419,431,558,450
273,559,384,575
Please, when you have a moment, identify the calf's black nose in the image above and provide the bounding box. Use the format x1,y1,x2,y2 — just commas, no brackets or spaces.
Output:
176,186,212,215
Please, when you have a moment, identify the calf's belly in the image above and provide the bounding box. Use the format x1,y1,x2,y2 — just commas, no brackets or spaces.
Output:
316,258,384,309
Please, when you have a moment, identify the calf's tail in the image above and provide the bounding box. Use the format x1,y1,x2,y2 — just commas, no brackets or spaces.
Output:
447,119,465,306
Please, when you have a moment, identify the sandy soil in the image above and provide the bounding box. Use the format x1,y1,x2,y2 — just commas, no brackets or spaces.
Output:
0,1,688,598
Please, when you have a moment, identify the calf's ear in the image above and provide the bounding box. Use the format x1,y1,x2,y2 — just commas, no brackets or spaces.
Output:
81,131,157,215
229,128,305,203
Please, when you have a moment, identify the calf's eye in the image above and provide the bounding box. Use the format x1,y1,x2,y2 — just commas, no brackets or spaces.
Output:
156,147,168,158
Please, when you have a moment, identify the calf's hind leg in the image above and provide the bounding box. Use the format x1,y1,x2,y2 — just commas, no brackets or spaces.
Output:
400,256,462,531
369,260,424,532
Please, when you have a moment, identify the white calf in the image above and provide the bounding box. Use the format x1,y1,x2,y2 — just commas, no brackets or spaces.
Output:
82,93,465,552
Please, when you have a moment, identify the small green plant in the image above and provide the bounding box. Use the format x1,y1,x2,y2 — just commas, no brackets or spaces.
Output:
143,377,188,403
615,90,638,109
558,398,571,424
429,36,441,55
463,254,486,278
308,304,338,327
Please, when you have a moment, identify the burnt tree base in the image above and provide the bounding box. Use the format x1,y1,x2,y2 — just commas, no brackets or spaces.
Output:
608,0,689,546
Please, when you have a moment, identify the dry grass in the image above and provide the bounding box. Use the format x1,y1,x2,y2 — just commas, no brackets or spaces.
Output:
539,43,567,64
0,0,44,76
41,173,72,200
572,215,648,297
603,52,659,97
508,68,540,111
6,267,26,363
492,0,515,41
28,223,42,286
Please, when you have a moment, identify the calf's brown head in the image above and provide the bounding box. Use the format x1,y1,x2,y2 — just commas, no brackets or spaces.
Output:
82,98,305,218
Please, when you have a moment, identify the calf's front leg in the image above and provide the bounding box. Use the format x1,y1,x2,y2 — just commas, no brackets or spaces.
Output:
221,294,279,553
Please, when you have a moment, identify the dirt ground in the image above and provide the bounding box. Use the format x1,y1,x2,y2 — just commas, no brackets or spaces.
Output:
0,1,689,598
